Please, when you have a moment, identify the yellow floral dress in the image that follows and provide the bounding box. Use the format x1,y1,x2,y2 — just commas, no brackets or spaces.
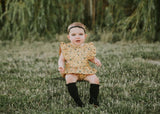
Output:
60,42,97,79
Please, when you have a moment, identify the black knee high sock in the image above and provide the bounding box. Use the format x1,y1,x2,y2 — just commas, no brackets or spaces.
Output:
89,84,99,106
66,83,84,107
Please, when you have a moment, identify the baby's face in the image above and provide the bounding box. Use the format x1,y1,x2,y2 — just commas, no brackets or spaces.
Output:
68,27,87,46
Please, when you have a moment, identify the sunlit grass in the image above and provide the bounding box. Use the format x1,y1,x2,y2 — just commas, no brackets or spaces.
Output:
0,41,160,113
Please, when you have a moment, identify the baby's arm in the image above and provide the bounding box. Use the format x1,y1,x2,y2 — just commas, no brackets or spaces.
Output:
58,53,65,74
89,57,102,67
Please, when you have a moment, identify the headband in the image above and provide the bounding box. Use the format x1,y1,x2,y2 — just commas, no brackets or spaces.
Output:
68,26,86,33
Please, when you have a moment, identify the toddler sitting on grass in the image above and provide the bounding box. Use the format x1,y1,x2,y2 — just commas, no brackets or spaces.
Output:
58,22,102,107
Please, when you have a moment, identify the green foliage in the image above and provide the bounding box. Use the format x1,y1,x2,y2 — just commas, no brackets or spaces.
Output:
0,41,160,113
109,0,160,42
0,0,159,42
0,0,85,41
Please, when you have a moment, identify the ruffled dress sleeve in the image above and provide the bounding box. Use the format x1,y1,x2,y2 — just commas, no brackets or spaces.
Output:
87,42,96,60
59,42,67,57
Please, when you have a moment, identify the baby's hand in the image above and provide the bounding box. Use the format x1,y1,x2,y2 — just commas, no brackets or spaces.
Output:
58,66,65,75
94,58,102,67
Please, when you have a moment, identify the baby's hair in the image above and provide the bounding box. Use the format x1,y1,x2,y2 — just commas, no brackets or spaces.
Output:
68,22,86,33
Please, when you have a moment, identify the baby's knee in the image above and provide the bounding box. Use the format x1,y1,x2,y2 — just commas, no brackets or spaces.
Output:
90,75,100,84
65,74,78,84
94,76,100,84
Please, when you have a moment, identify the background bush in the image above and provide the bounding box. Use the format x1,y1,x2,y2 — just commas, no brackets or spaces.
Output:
0,0,160,42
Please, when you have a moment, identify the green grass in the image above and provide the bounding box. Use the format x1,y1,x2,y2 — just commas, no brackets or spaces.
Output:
0,41,160,113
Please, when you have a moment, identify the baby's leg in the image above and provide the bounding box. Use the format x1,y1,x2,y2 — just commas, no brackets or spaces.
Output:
84,74,99,84
65,74,78,84
84,74,99,106
65,74,84,107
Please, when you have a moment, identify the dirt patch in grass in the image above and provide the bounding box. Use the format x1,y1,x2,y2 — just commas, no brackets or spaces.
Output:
147,60,160,66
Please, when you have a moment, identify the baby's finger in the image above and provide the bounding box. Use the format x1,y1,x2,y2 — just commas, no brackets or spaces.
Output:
58,67,64,71
96,62,100,66
99,62,102,66
58,68,62,71
59,67,63,70
97,61,102,67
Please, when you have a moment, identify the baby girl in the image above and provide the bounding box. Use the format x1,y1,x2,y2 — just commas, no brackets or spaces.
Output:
58,22,101,107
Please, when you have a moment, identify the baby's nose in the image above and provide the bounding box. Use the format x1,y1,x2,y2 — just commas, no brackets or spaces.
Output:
76,36,80,38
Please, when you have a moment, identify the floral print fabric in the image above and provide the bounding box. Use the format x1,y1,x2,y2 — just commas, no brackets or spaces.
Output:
60,42,97,77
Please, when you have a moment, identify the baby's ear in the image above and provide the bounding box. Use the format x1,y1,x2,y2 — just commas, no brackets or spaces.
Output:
67,35,70,40
85,34,87,38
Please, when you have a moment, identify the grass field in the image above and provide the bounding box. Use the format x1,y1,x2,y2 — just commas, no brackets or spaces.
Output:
0,41,160,114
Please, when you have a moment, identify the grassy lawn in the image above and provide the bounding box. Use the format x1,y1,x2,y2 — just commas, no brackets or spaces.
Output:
0,41,160,113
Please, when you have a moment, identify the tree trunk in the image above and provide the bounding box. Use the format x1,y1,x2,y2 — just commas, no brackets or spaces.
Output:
1,0,6,13
92,0,95,29
0,0,6,29
155,0,160,41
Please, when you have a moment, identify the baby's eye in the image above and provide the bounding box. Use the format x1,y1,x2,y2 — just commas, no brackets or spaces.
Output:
79,33,83,36
71,33,76,36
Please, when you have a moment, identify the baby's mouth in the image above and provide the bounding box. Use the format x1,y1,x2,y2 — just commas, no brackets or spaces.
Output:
75,40,81,43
